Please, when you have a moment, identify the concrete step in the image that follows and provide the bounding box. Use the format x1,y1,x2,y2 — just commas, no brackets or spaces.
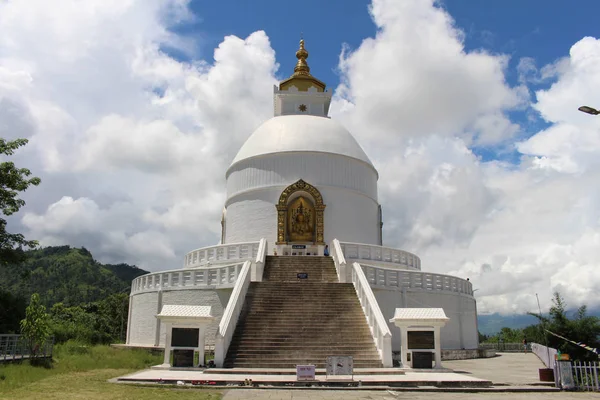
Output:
227,342,377,348
204,367,405,376
230,339,374,344
230,336,374,342
223,362,384,368
229,351,380,357
225,256,381,369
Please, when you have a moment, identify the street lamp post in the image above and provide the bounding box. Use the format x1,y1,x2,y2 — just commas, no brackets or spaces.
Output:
578,105,600,115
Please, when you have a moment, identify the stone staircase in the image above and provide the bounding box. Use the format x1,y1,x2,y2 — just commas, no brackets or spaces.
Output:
223,255,383,368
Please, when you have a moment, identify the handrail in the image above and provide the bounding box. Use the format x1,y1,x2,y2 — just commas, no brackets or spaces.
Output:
184,241,260,268
360,263,474,296
340,242,421,271
214,260,252,367
253,238,267,282
130,261,245,294
331,239,348,283
531,342,557,368
351,262,393,367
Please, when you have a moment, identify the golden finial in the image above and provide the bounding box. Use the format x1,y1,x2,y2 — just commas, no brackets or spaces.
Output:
293,39,311,76
278,37,326,92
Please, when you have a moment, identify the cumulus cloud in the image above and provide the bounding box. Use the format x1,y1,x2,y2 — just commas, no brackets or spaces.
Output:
3,0,599,315
332,0,525,150
1,0,277,271
330,0,600,313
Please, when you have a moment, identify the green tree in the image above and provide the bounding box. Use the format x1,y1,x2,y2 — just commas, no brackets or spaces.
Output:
20,293,50,359
531,292,600,361
0,138,41,265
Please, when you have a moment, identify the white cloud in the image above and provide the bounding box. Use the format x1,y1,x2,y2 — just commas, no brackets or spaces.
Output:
330,0,600,314
2,0,277,271
332,0,524,151
4,0,600,316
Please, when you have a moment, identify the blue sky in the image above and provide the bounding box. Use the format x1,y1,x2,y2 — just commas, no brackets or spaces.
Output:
174,0,600,163
182,0,600,89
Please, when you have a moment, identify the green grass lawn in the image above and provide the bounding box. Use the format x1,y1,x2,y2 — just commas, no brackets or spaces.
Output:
0,342,222,399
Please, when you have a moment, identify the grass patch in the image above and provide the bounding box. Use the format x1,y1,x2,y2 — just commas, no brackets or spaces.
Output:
0,342,221,399
1,369,222,400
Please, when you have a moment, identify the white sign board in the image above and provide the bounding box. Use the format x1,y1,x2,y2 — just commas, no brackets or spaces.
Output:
296,365,316,381
326,356,353,376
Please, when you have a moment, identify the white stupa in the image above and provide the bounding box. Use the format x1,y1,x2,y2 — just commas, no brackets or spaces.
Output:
126,40,478,368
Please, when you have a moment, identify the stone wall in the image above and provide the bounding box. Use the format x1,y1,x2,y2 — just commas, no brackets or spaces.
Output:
441,348,496,360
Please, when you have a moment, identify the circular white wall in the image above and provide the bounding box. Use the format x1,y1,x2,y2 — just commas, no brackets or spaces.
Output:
225,151,380,246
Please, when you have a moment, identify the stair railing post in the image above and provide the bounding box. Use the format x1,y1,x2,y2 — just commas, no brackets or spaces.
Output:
214,333,225,367
253,238,267,282
332,239,347,283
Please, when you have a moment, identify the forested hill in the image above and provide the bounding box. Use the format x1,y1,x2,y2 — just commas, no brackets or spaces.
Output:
0,245,148,307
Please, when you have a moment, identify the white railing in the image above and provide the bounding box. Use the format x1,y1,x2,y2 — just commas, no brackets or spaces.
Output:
184,241,260,268
351,262,393,367
361,264,473,296
531,342,557,368
252,238,267,282
331,239,348,283
130,262,246,294
214,260,252,367
339,242,421,270
570,360,600,391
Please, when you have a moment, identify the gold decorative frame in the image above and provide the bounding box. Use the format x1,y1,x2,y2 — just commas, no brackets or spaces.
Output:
276,179,325,245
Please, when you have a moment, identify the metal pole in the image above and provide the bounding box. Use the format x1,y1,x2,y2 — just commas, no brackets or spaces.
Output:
536,293,551,367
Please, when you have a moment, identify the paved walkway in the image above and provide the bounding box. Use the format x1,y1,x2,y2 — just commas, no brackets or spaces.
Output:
443,352,545,385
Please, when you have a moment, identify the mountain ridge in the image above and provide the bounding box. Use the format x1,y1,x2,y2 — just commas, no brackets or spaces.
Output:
0,245,148,307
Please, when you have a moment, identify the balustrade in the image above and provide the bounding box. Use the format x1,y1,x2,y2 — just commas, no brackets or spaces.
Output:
339,242,421,270
361,264,473,296
183,241,260,268
130,262,246,294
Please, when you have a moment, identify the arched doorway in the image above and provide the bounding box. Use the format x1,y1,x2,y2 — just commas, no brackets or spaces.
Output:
276,179,325,245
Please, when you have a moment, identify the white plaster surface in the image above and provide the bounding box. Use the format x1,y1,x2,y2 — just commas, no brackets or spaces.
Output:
229,115,373,168
224,186,380,246
226,152,378,200
128,292,159,346
127,289,231,347
374,289,478,351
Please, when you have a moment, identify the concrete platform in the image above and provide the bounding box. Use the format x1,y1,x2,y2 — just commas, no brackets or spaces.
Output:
116,368,492,388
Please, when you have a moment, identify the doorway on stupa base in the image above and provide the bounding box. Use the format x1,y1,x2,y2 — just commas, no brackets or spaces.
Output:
275,179,325,256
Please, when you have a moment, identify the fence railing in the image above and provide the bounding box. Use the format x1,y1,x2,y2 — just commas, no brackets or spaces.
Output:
0,334,54,361
571,360,600,391
214,260,252,367
339,242,421,271
361,264,473,296
184,241,260,268
351,262,392,367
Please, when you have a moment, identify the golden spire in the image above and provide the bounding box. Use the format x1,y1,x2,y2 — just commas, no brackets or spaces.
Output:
278,37,326,92
293,39,311,77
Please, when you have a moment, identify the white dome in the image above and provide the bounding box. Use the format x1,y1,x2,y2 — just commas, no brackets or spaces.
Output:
229,115,374,168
